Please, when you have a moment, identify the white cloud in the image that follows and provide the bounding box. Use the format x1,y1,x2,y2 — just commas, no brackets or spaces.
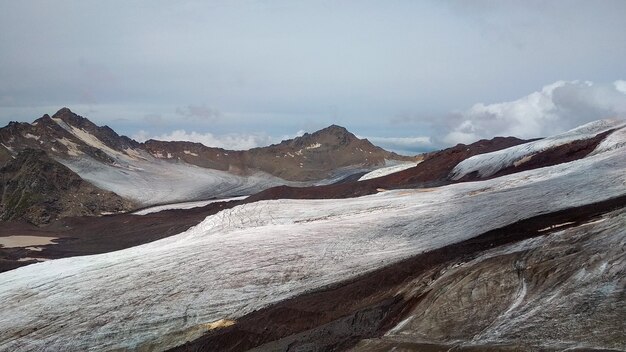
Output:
366,136,431,146
175,105,221,121
132,129,306,150
443,80,626,145
615,80,626,95
132,130,274,150
363,136,432,155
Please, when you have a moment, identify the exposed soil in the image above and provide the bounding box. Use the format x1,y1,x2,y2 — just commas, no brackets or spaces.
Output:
169,194,626,352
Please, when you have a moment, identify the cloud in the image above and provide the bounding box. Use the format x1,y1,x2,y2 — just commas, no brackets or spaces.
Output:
175,105,221,121
368,136,432,146
133,129,276,150
442,80,626,145
132,129,307,150
364,136,432,155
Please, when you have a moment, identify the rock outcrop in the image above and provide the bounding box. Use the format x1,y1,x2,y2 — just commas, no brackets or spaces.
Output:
0,149,134,225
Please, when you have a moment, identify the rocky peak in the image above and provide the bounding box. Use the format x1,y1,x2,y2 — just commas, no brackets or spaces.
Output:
52,107,93,128
310,124,356,143
0,148,134,224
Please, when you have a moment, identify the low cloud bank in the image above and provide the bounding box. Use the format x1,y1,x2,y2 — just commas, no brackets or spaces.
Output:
442,80,626,145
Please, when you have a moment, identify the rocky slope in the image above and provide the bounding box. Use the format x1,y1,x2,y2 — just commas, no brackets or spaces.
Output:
0,108,416,206
0,149,134,225
143,125,413,181
248,119,623,201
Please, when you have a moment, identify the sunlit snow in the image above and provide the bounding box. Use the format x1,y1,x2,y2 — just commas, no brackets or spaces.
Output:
1,129,625,351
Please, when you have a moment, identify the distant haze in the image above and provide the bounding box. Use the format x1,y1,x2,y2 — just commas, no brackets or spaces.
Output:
1,1,625,154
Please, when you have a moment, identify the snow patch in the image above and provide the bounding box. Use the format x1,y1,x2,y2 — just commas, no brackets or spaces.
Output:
24,133,39,140
359,161,421,181
0,143,13,153
306,143,321,149
56,138,82,156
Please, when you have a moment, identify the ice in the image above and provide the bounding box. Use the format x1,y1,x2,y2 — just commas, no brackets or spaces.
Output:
132,196,248,215
1,136,625,351
450,119,626,180
58,154,303,206
359,160,421,181
48,118,376,205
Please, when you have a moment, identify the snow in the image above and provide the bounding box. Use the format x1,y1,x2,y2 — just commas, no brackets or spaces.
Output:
0,143,13,153
46,117,318,205
591,124,626,155
133,196,248,215
53,118,122,157
58,155,302,206
306,143,322,149
183,150,199,157
56,137,82,156
23,133,39,140
359,160,421,181
450,119,626,180
47,116,371,205
1,137,625,351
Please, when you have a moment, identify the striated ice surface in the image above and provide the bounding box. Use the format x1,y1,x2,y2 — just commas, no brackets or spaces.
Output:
59,154,297,206
0,136,625,351
449,119,626,180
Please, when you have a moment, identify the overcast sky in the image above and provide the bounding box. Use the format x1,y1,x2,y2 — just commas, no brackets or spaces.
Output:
1,1,625,154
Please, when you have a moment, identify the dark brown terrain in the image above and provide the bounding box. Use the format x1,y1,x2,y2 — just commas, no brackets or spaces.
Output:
247,136,531,201
0,109,125,164
0,149,134,225
0,199,245,273
144,125,415,181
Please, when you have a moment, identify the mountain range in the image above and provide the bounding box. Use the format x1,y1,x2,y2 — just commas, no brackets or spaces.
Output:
0,111,625,352
0,108,416,224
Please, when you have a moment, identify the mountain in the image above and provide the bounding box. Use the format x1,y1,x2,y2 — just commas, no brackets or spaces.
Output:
0,108,417,206
0,149,134,225
144,124,413,181
1,119,625,351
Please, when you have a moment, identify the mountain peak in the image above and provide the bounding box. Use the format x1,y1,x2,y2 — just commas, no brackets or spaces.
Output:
317,124,350,134
52,107,83,122
55,107,73,115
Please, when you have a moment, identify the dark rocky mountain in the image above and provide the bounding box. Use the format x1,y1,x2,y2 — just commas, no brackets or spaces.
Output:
0,108,419,221
0,149,135,225
247,136,531,201
0,144,11,167
2,108,417,182
144,125,415,181
0,109,126,164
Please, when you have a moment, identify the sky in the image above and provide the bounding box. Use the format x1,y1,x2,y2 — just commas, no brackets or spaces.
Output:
0,0,625,154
